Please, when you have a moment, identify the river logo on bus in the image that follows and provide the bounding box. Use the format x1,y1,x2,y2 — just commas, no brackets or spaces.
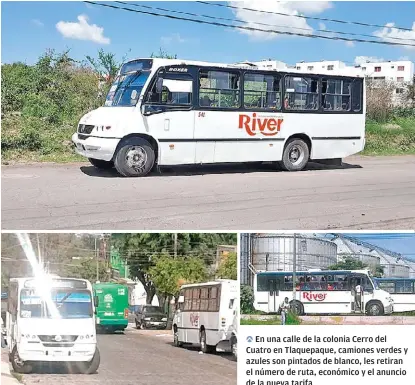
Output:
190,313,199,327
104,294,113,303
302,292,327,302
238,113,283,137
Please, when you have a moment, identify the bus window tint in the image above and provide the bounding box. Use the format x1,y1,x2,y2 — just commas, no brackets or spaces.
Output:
396,280,414,293
184,289,192,311
378,281,395,293
147,78,193,105
322,78,351,111
284,76,319,111
352,79,363,112
244,73,281,109
257,275,270,291
199,70,240,108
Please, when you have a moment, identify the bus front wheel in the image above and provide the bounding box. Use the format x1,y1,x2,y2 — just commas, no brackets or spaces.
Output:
366,301,384,316
11,345,33,374
114,137,155,177
290,300,304,316
281,138,309,171
78,347,100,374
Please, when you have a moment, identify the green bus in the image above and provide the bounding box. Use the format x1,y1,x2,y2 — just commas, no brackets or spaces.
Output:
93,283,129,332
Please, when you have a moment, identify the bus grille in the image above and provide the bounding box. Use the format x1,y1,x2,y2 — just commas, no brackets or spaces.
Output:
42,343,75,348
38,335,78,343
78,124,95,134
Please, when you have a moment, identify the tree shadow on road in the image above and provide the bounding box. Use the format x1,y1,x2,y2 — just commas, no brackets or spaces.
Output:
80,161,362,179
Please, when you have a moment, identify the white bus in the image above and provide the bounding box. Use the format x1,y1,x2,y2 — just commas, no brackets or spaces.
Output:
72,58,365,177
172,279,238,357
375,278,415,313
6,276,100,374
253,270,393,316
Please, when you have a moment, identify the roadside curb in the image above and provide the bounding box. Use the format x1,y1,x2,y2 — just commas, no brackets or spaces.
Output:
1,351,22,384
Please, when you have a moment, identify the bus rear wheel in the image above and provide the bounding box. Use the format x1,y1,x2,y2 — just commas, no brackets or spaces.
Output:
11,345,32,374
366,301,384,316
173,326,182,347
281,138,309,171
114,137,155,177
200,330,214,354
88,158,114,170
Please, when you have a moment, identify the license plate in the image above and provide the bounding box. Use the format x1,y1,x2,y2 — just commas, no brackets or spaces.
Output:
53,351,64,357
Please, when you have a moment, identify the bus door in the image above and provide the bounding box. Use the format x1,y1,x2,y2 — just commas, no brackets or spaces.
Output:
268,280,279,313
142,70,196,165
349,276,363,313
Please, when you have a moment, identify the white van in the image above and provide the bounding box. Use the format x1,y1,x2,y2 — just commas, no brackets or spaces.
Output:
6,276,100,374
172,279,238,355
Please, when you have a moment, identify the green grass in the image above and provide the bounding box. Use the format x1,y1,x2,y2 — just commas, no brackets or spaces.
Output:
241,313,302,325
362,118,415,156
2,117,415,164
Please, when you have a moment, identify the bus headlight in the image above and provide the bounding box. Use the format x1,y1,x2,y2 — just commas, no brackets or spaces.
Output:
144,317,151,321
162,318,167,322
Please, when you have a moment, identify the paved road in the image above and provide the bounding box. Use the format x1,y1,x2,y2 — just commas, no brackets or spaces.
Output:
15,329,236,385
2,155,415,230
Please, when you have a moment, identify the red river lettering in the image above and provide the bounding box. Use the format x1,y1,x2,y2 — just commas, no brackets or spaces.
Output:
302,292,327,301
238,113,283,136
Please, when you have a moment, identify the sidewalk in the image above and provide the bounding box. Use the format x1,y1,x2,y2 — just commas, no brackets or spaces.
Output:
1,349,21,385
126,323,173,339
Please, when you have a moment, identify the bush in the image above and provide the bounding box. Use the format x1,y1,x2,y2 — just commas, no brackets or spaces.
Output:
285,311,302,325
240,285,254,314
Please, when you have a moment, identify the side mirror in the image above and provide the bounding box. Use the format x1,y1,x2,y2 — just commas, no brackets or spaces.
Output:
94,296,99,308
156,78,163,93
178,295,185,304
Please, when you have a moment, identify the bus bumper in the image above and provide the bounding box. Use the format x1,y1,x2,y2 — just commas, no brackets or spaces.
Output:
385,303,393,315
72,133,120,162
18,341,96,362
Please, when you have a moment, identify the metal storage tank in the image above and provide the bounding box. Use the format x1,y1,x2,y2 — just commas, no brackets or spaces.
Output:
251,234,337,272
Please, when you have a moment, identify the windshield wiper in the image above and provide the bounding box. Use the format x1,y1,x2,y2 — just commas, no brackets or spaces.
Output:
112,70,142,106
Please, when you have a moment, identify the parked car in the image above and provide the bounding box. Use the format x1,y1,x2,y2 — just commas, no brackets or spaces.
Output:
135,305,167,329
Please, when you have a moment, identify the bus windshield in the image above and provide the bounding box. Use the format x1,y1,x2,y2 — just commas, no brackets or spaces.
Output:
105,71,150,107
20,289,93,319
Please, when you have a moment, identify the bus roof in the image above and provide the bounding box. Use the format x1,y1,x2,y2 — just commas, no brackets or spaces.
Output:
180,279,237,288
126,57,363,78
257,270,370,276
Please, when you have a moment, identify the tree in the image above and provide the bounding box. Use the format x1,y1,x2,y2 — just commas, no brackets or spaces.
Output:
66,259,110,283
240,285,254,314
328,256,367,271
405,75,415,108
85,49,129,84
374,265,385,278
149,255,207,311
150,48,177,59
216,252,237,280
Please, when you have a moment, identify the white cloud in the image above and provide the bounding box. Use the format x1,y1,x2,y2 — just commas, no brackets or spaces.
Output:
161,33,186,45
354,56,385,65
56,15,110,44
318,22,326,31
345,41,355,48
229,0,332,40
32,19,44,27
373,21,415,50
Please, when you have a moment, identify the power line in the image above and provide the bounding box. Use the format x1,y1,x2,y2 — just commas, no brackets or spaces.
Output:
85,2,415,48
120,1,415,43
196,1,414,33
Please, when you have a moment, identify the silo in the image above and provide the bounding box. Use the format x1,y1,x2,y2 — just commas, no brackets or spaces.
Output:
251,234,337,272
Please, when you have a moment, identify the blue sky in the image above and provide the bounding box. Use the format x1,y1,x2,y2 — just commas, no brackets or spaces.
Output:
2,1,415,66
323,233,415,262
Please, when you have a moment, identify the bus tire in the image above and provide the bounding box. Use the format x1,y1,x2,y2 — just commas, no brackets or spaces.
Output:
230,335,237,361
11,345,32,374
290,300,304,316
88,158,114,170
173,326,182,347
281,138,309,171
366,301,384,316
200,330,214,354
79,347,100,374
114,137,155,177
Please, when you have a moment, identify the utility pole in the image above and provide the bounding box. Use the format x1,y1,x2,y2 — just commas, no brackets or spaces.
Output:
173,233,178,259
95,236,99,282
292,233,297,303
36,234,42,268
